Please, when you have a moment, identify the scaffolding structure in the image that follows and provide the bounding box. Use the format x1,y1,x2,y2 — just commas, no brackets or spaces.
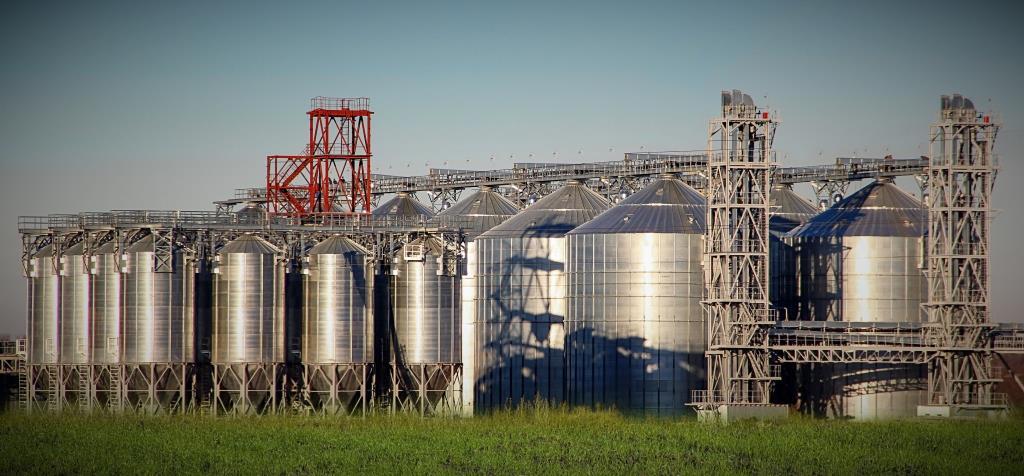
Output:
919,95,1005,417
690,90,786,420
267,97,373,217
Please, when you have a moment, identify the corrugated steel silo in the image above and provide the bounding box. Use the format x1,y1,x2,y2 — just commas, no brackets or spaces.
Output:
212,234,285,364
789,179,927,419
301,235,374,413
122,235,195,363
89,241,121,364
434,187,519,414
474,180,611,409
303,235,373,364
565,175,707,415
769,184,819,319
372,192,434,219
27,245,60,364
392,236,460,364
59,242,90,364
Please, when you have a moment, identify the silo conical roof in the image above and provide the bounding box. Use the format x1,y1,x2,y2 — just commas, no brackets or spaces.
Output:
479,181,611,239
770,184,819,234
788,180,925,238
308,235,369,256
372,192,434,218
63,242,86,256
219,233,281,254
433,186,520,238
569,176,706,235
94,241,118,254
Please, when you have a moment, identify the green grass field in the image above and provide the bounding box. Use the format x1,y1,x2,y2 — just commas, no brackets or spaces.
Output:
2,409,1023,475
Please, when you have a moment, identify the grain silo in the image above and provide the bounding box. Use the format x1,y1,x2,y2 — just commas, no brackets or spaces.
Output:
372,192,434,219
565,175,707,415
433,186,519,414
211,233,285,414
789,178,927,419
474,180,611,410
390,234,462,413
301,235,374,414
27,244,60,366
769,184,819,319
89,241,121,408
121,234,195,412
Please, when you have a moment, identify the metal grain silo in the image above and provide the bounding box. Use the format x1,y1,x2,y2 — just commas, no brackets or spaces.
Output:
769,184,818,320
390,235,462,413
789,179,927,419
301,235,374,413
372,192,434,219
89,241,120,365
565,175,706,416
433,186,519,414
211,233,285,413
59,242,90,364
212,234,285,364
27,244,60,365
474,180,611,410
122,235,195,363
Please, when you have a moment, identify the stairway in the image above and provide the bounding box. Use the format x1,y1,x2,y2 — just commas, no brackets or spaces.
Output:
77,365,90,412
17,361,28,412
107,366,122,411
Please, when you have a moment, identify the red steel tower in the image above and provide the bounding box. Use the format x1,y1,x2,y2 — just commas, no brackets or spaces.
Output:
267,97,373,217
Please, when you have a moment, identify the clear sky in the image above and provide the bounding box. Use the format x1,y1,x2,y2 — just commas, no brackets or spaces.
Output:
1,0,1023,334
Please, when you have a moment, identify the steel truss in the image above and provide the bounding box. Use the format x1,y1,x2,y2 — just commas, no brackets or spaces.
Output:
212,363,284,415
921,95,1005,416
300,363,373,415
122,363,191,414
390,363,462,415
691,91,785,419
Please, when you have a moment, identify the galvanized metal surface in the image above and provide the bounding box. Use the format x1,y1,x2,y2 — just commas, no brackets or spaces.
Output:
474,182,611,409
59,242,89,364
392,236,461,365
89,242,120,364
790,180,927,419
27,245,59,364
565,177,706,415
212,234,285,364
302,235,373,364
122,235,195,363
372,192,434,219
770,185,819,319
432,187,519,240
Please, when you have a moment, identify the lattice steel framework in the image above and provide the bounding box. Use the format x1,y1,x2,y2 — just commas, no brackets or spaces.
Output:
922,94,1005,414
267,97,373,217
693,90,781,415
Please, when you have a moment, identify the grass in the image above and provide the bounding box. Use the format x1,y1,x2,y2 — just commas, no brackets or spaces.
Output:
1,408,1023,475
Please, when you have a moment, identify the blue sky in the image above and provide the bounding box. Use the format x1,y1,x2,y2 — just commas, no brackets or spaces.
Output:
1,0,1023,333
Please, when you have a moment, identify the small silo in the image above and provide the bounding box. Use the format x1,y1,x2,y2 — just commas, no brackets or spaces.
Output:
474,180,611,410
372,192,434,220
27,244,60,365
565,175,707,415
121,234,195,411
390,235,461,413
769,184,819,319
433,186,519,414
302,235,374,413
789,178,927,419
89,241,121,365
211,233,285,413
59,242,90,365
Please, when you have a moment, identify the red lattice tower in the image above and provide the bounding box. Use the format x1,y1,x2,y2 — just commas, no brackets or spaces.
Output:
267,97,373,217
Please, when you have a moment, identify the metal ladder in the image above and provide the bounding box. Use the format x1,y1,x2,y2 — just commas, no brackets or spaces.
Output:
107,365,122,411
77,365,90,412
197,368,213,415
17,360,28,412
45,365,59,412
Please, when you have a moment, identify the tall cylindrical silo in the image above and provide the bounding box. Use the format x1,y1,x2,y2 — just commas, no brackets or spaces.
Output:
89,241,121,365
122,235,195,364
27,244,60,365
565,175,707,415
769,184,819,320
301,235,374,413
789,178,927,419
59,242,90,364
212,234,285,364
474,180,611,410
433,186,519,414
